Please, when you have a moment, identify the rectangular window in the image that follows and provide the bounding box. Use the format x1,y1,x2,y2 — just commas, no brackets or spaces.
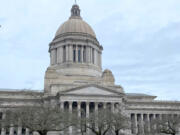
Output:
63,46,66,62
92,48,95,64
73,46,76,62
0,112,2,120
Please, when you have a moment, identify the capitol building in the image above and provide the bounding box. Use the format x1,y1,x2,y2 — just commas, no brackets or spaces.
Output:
0,3,180,135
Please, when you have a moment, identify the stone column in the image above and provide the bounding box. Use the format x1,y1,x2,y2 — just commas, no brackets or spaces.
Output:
153,114,156,130
57,46,63,64
95,102,98,114
59,102,64,135
103,103,106,109
78,102,81,117
25,128,29,135
1,127,5,135
99,52,102,68
86,46,90,63
60,102,64,111
94,49,97,66
140,114,144,134
18,127,22,135
86,102,90,135
1,112,6,135
90,47,92,63
111,103,114,113
69,101,73,135
69,45,73,62
51,49,57,65
86,102,90,118
134,114,138,134
147,114,150,133
69,102,72,112
9,125,14,135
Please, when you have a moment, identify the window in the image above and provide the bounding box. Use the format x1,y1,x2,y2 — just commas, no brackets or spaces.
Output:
0,112,2,120
78,47,81,62
83,46,86,62
73,46,76,62
63,46,66,62
92,48,95,64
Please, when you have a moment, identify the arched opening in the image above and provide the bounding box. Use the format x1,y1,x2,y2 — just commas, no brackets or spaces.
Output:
81,102,86,117
98,102,103,110
64,101,69,111
89,102,95,113
72,102,78,115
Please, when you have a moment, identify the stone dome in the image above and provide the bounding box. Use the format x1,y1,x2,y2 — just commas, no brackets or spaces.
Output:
55,4,96,38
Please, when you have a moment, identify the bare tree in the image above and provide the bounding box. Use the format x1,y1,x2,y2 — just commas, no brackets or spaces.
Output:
72,108,130,135
2,104,72,135
86,109,112,135
74,111,87,135
150,115,180,135
111,111,130,135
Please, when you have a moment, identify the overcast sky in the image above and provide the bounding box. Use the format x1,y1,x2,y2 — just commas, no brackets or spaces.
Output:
0,0,180,100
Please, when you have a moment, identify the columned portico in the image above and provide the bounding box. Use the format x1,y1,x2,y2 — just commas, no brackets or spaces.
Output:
59,100,122,117
130,113,180,134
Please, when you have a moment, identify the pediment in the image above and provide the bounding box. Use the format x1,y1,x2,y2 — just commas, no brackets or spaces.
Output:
60,84,123,96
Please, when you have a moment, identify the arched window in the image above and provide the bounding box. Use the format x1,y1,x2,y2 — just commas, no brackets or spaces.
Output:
63,46,66,62
73,45,76,62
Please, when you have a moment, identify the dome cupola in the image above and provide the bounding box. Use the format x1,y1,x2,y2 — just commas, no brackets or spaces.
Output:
45,4,103,92
55,4,96,38
70,4,81,19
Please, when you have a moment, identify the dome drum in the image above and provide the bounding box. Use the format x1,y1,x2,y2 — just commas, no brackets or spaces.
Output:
49,4,102,74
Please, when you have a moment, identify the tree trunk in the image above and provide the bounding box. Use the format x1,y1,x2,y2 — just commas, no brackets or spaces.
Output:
115,130,119,135
38,130,47,135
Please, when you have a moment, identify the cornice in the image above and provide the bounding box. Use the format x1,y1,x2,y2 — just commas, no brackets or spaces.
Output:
127,100,180,105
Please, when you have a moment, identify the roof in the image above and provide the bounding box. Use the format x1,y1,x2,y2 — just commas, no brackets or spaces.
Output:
0,88,43,95
55,4,96,38
55,18,96,38
126,93,157,99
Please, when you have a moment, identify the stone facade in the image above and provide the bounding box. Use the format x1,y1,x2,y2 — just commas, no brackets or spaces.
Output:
0,4,180,135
